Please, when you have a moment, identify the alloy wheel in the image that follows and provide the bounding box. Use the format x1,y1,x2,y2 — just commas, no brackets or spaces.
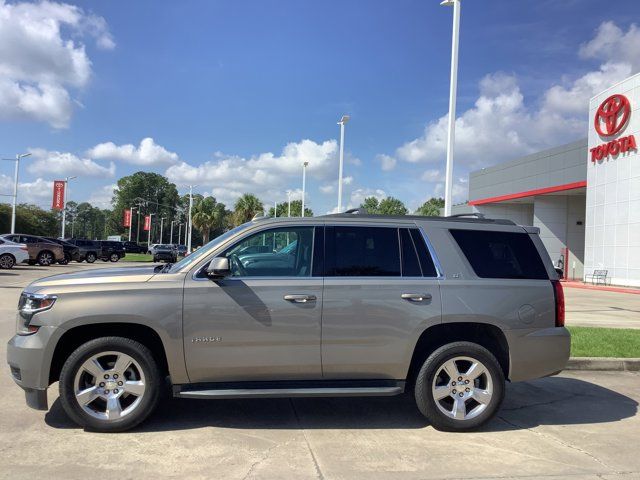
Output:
38,252,53,266
0,254,15,269
431,356,493,421
73,351,146,421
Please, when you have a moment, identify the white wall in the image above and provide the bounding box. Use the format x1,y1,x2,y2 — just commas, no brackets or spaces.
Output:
585,72,640,287
473,203,534,226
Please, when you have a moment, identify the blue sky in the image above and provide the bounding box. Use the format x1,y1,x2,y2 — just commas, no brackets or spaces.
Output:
1,0,639,214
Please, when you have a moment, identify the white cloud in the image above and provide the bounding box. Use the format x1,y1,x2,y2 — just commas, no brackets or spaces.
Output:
377,154,397,171
421,169,444,182
0,174,53,205
395,21,639,175
88,138,179,166
0,0,113,128
343,175,353,185
434,181,467,204
27,148,115,177
349,188,386,208
87,183,117,208
166,139,339,206
319,183,334,194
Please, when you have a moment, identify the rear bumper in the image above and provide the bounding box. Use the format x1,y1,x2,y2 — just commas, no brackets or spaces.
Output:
505,327,571,382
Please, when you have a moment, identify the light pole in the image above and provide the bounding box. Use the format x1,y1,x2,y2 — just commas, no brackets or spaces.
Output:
287,190,291,217
128,206,137,241
441,0,461,217
337,115,350,213
274,200,277,218
178,223,183,245
170,220,175,245
136,209,141,243
147,213,155,248
1,153,31,234
301,162,308,217
159,217,165,244
187,185,195,253
61,175,77,238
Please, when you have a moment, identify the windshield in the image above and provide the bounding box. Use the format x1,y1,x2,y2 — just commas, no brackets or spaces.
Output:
166,223,251,273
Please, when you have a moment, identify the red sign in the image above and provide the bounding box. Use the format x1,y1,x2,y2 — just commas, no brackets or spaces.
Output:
143,215,151,231
595,94,631,137
123,209,132,227
52,181,65,210
591,93,637,163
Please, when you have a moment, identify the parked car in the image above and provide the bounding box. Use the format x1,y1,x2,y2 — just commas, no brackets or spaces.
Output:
7,214,569,433
122,241,146,254
42,237,80,265
64,238,102,263
147,244,159,255
0,234,64,266
152,244,177,263
0,238,29,269
99,241,126,262
176,244,187,256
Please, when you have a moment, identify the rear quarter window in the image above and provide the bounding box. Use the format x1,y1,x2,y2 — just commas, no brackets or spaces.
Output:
450,229,548,280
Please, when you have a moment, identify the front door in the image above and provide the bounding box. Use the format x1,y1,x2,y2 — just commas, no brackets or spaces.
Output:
183,225,323,383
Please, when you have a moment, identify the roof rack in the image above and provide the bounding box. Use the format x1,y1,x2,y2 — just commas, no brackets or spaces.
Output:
448,213,486,219
343,208,367,215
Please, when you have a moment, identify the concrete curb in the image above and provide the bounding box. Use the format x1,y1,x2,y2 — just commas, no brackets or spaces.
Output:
566,357,640,372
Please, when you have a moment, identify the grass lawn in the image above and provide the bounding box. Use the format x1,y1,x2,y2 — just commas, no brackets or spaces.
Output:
124,253,153,262
568,326,640,358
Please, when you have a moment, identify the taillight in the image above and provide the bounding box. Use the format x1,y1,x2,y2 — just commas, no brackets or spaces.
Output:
552,280,565,327
20,246,28,251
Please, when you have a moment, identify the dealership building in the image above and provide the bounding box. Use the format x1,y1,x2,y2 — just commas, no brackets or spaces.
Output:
454,72,640,287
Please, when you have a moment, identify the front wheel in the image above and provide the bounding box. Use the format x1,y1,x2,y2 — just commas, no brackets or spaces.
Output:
37,250,54,266
414,342,505,432
85,252,97,263
0,253,15,269
110,253,120,262
58,254,70,265
58,336,161,432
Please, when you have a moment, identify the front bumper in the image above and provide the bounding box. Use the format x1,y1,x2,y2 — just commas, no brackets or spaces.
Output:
505,327,571,382
7,326,57,411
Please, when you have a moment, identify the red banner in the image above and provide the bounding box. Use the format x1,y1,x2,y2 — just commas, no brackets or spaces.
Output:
143,215,151,231
123,209,132,227
52,181,65,210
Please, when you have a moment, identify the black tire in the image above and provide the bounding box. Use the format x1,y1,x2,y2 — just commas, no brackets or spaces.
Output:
110,253,120,262
58,336,161,433
37,250,54,266
58,253,70,265
414,341,505,432
153,256,158,263
85,252,97,263
0,253,16,269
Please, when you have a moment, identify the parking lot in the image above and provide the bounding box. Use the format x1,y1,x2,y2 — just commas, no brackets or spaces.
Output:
1,263,639,479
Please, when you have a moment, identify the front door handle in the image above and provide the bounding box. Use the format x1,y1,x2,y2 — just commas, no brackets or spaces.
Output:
401,293,432,302
284,294,317,303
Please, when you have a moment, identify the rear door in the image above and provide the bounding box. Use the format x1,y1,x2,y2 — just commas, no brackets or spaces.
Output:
321,224,442,380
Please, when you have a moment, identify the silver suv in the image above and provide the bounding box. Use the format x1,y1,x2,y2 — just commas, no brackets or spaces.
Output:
7,214,570,432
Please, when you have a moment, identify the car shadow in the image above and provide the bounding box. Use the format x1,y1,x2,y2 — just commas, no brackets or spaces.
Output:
44,375,638,433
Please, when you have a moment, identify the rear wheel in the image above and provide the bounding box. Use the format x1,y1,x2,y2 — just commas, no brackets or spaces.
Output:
58,337,161,432
414,342,505,431
0,253,15,269
85,252,97,263
110,253,120,262
37,250,54,266
58,253,70,265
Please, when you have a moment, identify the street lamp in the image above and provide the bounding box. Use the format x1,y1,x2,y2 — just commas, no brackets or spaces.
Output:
1,152,31,234
337,115,350,213
178,223,183,246
147,213,155,248
128,206,137,242
441,0,461,216
159,217,166,244
61,175,77,239
186,185,196,253
170,220,176,244
287,190,292,217
301,162,309,218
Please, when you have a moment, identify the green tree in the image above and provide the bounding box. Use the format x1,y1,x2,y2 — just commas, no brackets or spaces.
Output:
111,172,180,237
0,203,58,236
233,193,264,225
191,196,229,244
268,200,312,218
415,197,445,216
360,196,407,215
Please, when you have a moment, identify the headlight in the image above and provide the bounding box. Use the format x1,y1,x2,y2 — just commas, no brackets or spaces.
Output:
17,292,57,335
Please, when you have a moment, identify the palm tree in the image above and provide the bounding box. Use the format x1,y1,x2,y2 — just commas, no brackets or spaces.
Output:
191,197,227,244
233,193,264,226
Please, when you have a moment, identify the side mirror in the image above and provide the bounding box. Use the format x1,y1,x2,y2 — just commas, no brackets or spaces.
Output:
206,257,230,278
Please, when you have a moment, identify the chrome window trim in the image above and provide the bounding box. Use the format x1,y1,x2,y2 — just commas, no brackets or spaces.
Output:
417,227,445,279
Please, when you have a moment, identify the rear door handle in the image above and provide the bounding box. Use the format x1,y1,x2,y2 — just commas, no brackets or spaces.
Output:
284,294,317,303
401,293,432,302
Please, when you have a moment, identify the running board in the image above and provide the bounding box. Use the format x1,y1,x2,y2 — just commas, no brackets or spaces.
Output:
173,380,405,400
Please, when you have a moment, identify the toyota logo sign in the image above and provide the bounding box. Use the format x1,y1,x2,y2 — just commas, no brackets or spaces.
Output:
594,94,630,137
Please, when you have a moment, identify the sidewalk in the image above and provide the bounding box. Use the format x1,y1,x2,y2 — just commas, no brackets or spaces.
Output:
561,279,640,295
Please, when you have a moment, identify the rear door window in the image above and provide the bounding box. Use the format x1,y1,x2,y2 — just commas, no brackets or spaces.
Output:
450,229,548,280
325,226,400,277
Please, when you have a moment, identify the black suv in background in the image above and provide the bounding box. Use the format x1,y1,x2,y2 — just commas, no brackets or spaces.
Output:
64,239,102,263
122,241,146,254
42,237,80,265
152,244,177,263
99,241,126,262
